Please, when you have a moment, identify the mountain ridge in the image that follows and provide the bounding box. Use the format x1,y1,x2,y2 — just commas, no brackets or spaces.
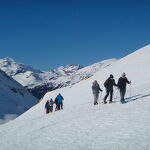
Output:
0,69,37,124
0,57,117,99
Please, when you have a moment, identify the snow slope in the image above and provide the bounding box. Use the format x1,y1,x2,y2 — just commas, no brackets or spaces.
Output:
0,57,117,99
0,45,150,150
0,70,37,124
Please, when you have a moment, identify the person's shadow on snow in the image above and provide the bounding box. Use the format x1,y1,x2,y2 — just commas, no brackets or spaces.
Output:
125,94,150,103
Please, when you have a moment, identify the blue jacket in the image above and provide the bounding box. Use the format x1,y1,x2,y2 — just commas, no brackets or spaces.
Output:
56,95,64,103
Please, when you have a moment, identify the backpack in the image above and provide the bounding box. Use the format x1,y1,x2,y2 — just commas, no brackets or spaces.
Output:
104,79,109,88
49,100,54,106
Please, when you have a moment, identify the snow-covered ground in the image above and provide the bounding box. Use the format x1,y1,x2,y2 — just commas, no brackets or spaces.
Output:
0,45,150,150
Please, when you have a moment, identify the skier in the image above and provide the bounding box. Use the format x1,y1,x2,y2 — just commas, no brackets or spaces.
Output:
92,80,103,105
49,98,54,112
55,93,64,110
117,72,131,103
55,97,59,111
103,74,117,104
45,100,50,114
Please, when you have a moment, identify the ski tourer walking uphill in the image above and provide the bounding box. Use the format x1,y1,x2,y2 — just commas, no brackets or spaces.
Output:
55,93,64,110
45,100,50,114
103,74,117,104
117,72,131,103
92,80,103,105
49,98,54,112
55,97,59,111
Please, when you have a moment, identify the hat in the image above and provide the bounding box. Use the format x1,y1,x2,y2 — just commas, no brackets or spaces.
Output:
93,80,97,84
122,72,126,77
110,74,114,78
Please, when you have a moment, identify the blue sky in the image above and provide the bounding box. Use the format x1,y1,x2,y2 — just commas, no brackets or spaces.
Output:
0,0,150,70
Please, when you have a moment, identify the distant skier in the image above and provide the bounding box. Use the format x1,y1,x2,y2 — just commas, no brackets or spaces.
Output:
117,72,131,103
49,98,54,112
45,100,50,114
55,97,59,111
92,80,103,105
55,93,64,110
103,74,117,104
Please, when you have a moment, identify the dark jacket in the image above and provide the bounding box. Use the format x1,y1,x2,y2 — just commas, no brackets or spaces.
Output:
55,98,58,105
45,100,50,109
118,77,130,89
104,77,117,91
92,83,102,94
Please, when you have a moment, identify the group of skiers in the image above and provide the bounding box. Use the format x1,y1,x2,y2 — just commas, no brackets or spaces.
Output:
45,93,64,114
92,72,131,105
45,72,131,114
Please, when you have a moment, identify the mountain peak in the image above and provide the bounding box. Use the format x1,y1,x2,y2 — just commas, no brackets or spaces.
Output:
3,57,15,62
0,57,17,68
56,64,82,71
0,57,42,75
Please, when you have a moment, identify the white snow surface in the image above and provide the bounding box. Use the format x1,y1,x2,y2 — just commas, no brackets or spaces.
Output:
0,70,37,124
0,45,150,150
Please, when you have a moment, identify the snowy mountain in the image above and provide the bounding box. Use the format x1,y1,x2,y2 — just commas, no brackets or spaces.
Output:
69,59,117,85
0,57,117,99
0,69,37,124
0,44,150,150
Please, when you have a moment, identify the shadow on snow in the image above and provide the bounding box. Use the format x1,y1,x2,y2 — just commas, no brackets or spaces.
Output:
125,93,150,103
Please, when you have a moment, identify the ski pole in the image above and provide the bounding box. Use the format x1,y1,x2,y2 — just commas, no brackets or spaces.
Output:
129,84,131,98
